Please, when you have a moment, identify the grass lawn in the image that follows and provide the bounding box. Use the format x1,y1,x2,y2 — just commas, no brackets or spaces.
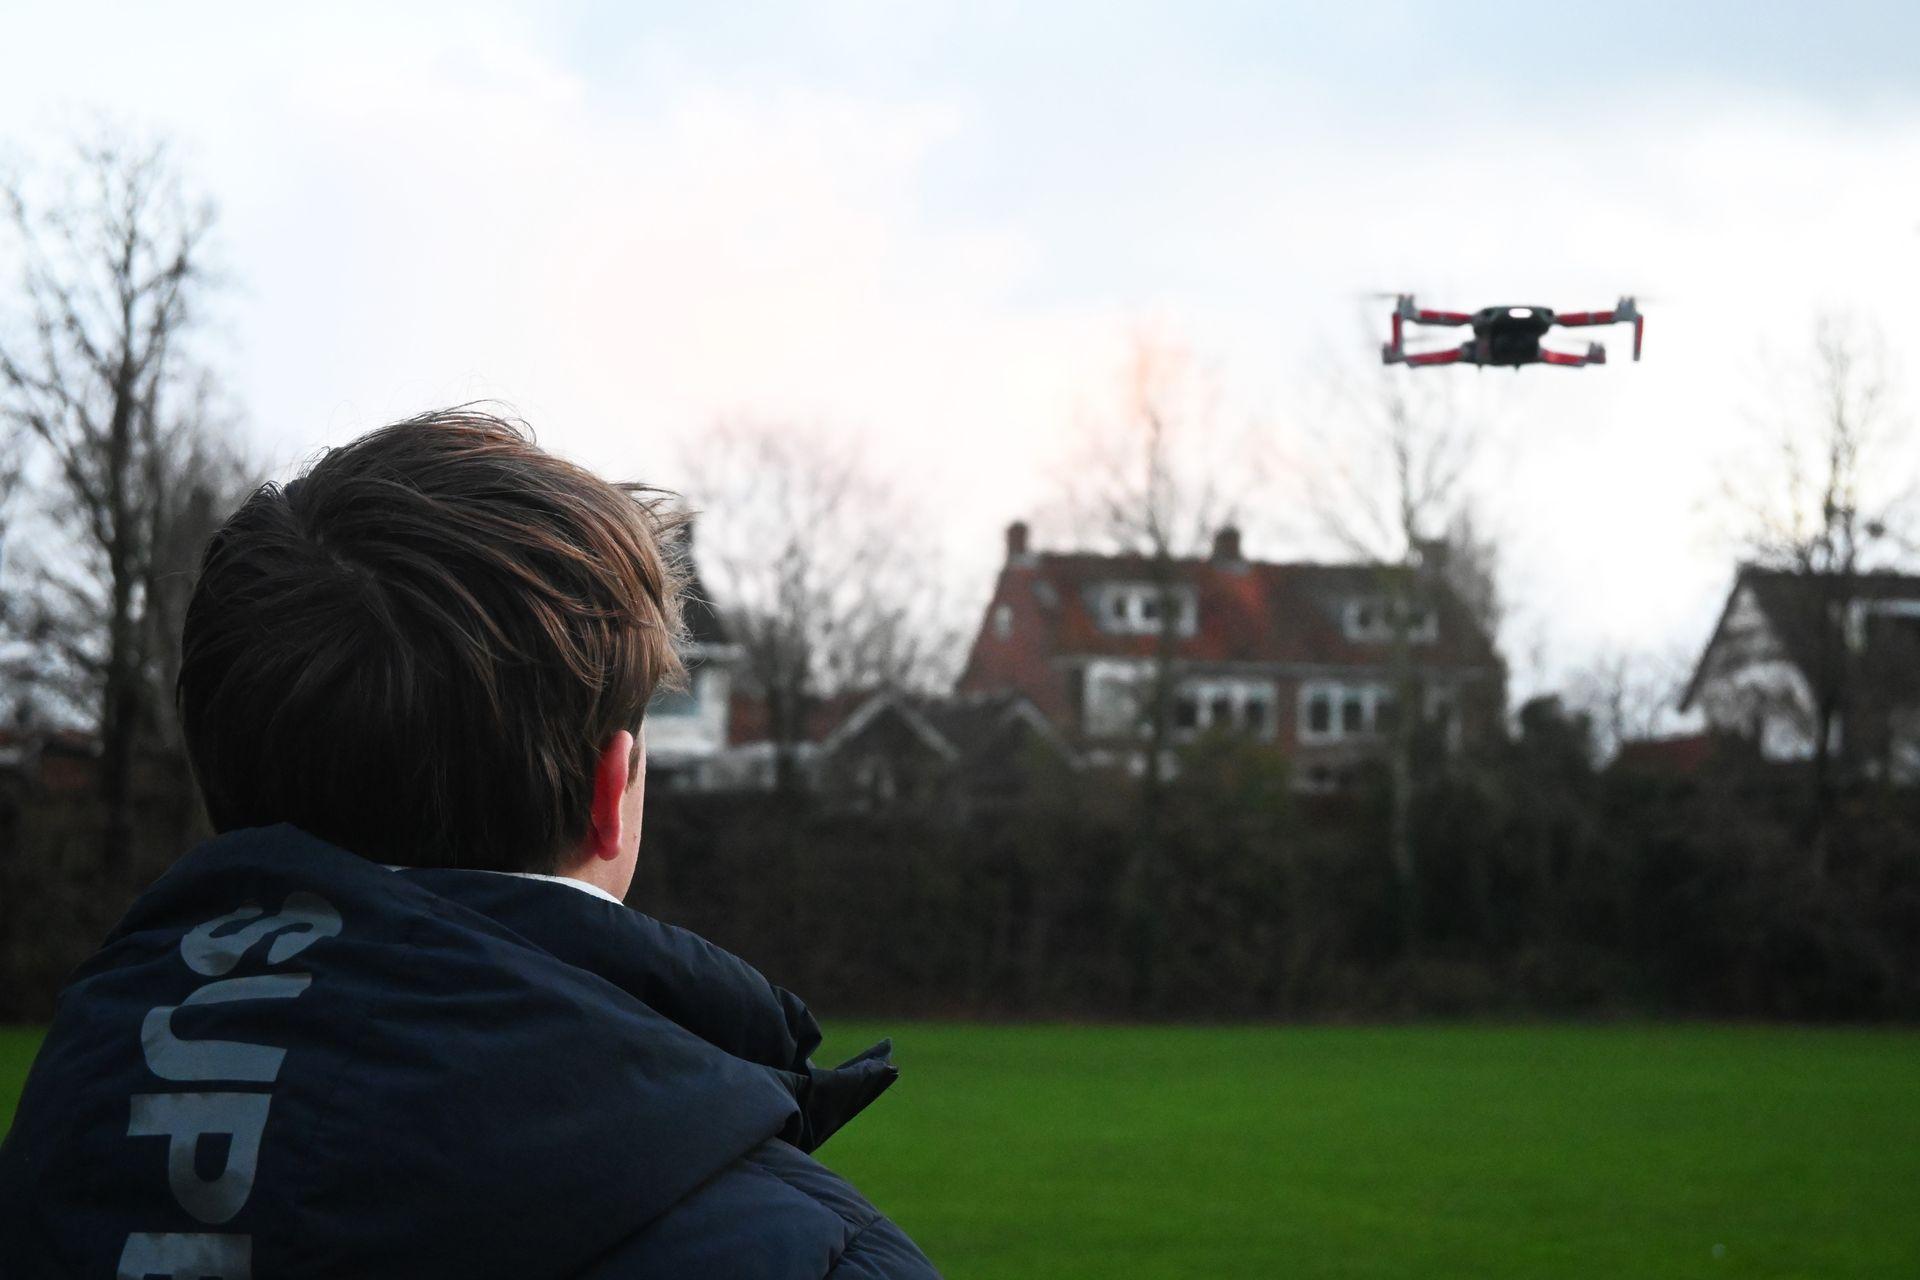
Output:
5,1022,1916,1278
0,1027,39,1135
814,1022,1920,1280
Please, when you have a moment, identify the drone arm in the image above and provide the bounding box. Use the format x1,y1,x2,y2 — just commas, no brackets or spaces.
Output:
1400,346,1469,368
1555,299,1643,360
1392,296,1473,326
1538,343,1606,368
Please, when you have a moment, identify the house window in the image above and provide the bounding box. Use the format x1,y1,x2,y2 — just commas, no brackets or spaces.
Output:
1307,690,1332,735
993,603,1013,638
1172,677,1280,741
1343,596,1439,644
1300,680,1398,744
1083,659,1150,738
1096,583,1199,637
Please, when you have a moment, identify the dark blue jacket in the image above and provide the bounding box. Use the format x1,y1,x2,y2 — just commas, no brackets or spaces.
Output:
0,825,939,1278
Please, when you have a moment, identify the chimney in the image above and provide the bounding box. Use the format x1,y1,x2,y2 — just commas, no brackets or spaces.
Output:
1416,538,1448,572
1211,524,1243,564
1005,520,1031,562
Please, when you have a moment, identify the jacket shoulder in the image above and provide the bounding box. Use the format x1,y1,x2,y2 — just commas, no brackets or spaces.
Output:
582,1138,939,1280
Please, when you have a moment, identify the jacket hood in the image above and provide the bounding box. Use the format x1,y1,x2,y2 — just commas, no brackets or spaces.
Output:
1,824,897,1280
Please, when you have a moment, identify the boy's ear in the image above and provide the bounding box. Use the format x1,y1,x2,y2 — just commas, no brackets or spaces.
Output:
584,729,636,863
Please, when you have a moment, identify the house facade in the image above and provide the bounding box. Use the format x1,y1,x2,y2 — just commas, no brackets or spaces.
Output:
711,685,1071,802
955,522,1505,789
811,689,1074,811
644,558,745,791
1680,564,1920,780
647,538,1073,799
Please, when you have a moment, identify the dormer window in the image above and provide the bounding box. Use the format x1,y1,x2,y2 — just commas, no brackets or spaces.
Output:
1342,596,1438,643
1096,582,1198,636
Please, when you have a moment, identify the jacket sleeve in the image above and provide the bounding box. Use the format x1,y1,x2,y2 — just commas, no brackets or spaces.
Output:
579,1138,940,1280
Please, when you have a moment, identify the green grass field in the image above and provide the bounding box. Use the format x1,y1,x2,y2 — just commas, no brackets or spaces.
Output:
6,1023,1917,1278
1,1027,39,1135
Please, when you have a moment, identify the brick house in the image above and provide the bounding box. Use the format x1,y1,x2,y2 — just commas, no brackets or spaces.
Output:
955,522,1505,789
644,547,745,791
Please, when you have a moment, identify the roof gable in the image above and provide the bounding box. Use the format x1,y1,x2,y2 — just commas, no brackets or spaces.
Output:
1683,564,1920,708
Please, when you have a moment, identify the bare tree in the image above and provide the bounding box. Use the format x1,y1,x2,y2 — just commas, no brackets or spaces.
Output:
1724,314,1915,827
0,137,249,864
681,419,958,793
0,419,21,600
1567,645,1690,763
1303,356,1489,955
1047,332,1249,1009
1053,333,1242,786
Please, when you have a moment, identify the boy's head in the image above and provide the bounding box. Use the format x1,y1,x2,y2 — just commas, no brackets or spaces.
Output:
177,408,685,882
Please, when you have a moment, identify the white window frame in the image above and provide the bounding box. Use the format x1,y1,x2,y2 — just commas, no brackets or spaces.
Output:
1298,679,1397,744
1083,658,1153,738
1342,596,1438,644
1096,582,1199,637
1175,676,1278,741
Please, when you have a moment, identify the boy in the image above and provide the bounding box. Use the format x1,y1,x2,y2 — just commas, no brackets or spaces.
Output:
0,409,937,1279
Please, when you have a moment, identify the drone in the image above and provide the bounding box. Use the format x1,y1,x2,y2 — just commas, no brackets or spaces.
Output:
1381,296,1644,369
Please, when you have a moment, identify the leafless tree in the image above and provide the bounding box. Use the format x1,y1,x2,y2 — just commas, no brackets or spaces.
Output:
0,136,251,864
1053,332,1243,787
1047,332,1250,1008
1567,645,1690,763
1723,314,1916,827
1302,355,1492,954
680,419,959,793
0,420,21,594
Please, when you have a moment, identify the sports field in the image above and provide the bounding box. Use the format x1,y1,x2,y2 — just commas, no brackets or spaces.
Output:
6,1023,1916,1278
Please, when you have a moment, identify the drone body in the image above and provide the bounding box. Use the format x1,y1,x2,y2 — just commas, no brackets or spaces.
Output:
1382,296,1643,369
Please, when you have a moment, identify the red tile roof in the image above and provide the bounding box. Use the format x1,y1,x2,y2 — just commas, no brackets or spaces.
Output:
725,687,874,747
1610,733,1730,776
957,550,1502,721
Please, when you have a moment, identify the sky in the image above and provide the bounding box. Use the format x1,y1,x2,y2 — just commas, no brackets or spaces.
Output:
5,1,1920,700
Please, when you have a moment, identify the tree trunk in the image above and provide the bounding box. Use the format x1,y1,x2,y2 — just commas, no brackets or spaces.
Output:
99,359,139,871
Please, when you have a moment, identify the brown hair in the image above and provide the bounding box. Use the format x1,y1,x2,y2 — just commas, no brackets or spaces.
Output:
177,408,685,873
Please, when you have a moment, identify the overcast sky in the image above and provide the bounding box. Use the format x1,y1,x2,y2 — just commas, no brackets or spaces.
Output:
7,1,1920,698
